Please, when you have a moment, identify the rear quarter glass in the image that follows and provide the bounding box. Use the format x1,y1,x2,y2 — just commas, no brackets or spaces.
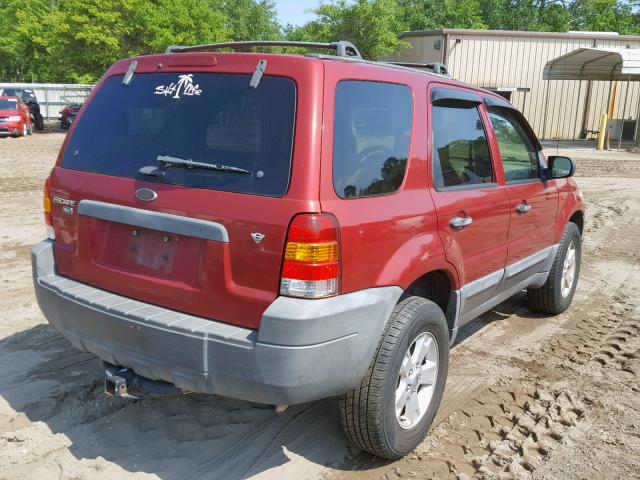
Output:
332,80,413,199
61,73,296,197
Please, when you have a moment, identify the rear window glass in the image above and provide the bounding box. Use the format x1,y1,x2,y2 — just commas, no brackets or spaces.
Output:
333,81,412,198
432,105,493,189
62,73,296,197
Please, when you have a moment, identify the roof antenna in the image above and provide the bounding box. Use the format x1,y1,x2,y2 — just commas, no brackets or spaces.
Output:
122,60,138,86
249,59,267,89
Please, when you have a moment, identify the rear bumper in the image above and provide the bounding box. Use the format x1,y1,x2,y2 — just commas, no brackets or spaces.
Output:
32,240,401,404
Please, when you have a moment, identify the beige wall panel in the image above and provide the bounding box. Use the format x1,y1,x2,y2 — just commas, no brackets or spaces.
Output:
388,35,443,64
398,31,640,139
445,34,594,138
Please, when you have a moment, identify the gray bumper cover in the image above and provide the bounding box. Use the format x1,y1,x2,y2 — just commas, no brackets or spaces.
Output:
32,240,402,405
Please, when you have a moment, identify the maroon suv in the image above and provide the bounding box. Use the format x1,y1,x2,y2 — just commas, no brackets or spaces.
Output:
32,40,584,458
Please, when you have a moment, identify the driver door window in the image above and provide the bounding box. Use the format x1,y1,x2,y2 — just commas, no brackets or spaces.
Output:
487,108,539,182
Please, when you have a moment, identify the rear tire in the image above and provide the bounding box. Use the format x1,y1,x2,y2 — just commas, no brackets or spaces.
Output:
338,297,449,459
35,113,44,131
527,222,581,314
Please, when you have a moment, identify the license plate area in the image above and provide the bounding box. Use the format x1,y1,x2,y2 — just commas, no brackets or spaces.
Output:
88,218,206,288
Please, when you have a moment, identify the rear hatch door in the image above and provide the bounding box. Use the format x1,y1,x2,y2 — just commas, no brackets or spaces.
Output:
50,54,323,329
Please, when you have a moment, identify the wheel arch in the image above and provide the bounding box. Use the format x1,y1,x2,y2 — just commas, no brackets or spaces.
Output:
555,189,585,243
400,268,459,340
568,209,584,234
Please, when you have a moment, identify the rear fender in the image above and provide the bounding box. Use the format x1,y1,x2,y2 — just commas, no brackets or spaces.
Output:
376,232,460,290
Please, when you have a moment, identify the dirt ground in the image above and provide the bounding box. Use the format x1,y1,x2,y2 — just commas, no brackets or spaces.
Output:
0,132,638,480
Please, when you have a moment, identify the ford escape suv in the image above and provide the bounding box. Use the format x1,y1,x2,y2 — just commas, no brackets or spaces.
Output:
32,40,585,459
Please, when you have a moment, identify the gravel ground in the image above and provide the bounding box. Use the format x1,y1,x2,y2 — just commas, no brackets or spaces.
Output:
0,133,638,480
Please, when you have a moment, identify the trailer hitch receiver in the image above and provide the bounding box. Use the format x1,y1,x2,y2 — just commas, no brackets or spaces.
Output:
105,367,140,399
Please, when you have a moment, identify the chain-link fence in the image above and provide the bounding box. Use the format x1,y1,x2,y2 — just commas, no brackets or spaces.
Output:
0,82,93,120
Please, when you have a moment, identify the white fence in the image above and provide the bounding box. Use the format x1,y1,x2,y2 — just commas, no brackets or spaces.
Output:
0,82,93,119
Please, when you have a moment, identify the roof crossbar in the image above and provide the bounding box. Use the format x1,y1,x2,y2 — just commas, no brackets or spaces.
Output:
165,40,362,59
384,61,450,77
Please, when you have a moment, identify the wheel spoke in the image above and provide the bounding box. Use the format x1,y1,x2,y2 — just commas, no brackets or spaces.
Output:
419,361,437,387
400,351,412,376
412,335,431,364
405,392,419,424
395,385,409,414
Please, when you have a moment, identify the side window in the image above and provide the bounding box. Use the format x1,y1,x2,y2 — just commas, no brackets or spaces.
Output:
488,107,539,182
432,105,493,189
333,81,412,198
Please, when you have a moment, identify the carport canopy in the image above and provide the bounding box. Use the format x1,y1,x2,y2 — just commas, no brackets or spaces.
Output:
543,47,640,81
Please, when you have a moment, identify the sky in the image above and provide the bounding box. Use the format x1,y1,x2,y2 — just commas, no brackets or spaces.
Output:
275,0,319,26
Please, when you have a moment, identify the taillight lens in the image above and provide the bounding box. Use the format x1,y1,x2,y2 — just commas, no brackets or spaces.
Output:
280,213,340,298
43,175,55,239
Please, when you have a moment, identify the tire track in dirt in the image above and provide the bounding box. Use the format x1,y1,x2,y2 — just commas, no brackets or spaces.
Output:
331,281,639,480
538,292,637,367
413,387,584,479
576,159,640,178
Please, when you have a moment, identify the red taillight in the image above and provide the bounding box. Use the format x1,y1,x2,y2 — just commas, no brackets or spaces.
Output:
43,175,55,239
280,213,340,298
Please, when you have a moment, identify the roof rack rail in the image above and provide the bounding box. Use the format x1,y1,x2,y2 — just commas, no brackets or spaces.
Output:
384,61,450,77
165,40,362,59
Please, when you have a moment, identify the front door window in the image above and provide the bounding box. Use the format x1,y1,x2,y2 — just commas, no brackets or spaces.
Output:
487,107,539,183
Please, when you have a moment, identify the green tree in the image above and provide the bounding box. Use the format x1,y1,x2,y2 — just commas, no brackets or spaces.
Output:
221,0,281,40
287,0,409,60
126,0,230,56
400,0,487,30
46,0,137,83
0,0,55,82
571,0,640,34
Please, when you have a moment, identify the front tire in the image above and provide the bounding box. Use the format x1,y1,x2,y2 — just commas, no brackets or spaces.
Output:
527,222,581,314
338,297,449,459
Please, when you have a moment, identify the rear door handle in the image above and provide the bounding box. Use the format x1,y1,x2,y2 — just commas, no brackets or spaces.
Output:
516,203,532,214
449,216,473,229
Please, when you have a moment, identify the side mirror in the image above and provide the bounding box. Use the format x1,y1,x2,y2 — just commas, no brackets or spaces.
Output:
547,155,575,179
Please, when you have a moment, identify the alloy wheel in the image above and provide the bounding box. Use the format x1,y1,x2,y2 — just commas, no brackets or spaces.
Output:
561,241,577,298
395,332,439,430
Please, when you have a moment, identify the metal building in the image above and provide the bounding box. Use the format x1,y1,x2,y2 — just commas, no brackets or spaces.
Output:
388,29,640,140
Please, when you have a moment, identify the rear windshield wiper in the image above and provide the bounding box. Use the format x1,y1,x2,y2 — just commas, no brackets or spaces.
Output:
139,155,252,177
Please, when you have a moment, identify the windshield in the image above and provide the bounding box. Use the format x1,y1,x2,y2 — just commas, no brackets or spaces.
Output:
61,73,297,196
0,99,18,110
2,88,36,102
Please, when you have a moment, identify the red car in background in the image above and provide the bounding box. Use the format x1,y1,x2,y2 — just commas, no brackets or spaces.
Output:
60,103,82,129
0,95,33,137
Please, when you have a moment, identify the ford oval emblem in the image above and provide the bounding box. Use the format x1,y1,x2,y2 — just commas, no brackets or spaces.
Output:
135,188,157,202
